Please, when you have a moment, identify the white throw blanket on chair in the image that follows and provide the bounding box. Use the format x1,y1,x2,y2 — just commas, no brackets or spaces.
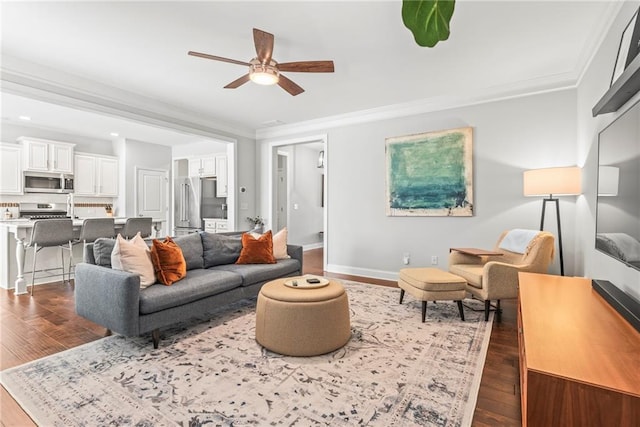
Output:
499,229,540,254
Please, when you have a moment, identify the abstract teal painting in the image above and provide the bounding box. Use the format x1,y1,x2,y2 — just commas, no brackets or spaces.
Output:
386,127,473,216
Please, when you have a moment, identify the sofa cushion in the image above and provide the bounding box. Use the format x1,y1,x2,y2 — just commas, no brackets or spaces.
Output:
173,232,204,270
139,269,243,314
150,237,187,285
251,228,290,260
111,233,156,288
236,230,276,264
93,238,116,267
202,232,243,267
211,258,300,286
448,264,484,289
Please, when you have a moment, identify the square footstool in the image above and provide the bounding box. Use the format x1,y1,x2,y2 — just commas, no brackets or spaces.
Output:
398,268,466,322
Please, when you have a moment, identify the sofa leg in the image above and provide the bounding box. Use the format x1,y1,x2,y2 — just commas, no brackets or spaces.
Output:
152,329,160,349
484,300,491,322
496,299,502,323
399,289,405,304
421,301,427,322
456,300,465,321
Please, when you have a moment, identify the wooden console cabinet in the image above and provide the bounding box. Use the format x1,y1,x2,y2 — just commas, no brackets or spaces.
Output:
518,273,640,426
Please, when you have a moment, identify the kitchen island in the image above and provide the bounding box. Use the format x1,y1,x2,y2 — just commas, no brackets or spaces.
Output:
0,217,164,295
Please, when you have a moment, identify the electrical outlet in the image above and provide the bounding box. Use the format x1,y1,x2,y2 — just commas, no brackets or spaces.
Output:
431,256,438,265
403,252,410,265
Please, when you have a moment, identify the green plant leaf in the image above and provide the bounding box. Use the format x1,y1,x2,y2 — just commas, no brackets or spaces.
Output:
402,0,456,47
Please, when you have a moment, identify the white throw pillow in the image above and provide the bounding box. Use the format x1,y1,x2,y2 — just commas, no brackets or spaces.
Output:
111,233,156,288
272,227,290,260
250,227,290,260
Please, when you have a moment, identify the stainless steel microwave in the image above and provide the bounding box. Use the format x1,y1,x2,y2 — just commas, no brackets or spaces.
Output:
24,172,74,194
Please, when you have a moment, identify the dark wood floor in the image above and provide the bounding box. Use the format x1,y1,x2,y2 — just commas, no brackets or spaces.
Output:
0,248,521,426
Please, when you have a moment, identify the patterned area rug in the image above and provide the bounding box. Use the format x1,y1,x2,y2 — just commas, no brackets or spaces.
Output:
1,281,493,426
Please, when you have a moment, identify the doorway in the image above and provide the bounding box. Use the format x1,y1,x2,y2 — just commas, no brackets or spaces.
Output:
268,134,328,271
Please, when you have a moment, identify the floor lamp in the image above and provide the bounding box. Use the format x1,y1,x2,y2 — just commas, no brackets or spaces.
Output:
523,167,582,276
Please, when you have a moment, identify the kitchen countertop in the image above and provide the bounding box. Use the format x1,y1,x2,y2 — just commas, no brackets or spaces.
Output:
0,217,165,229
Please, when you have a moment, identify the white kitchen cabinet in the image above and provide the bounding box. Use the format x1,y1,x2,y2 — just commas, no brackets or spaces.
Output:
0,143,23,194
19,137,75,173
215,155,228,197
189,156,216,177
74,153,119,197
98,157,118,196
203,219,228,233
74,154,96,195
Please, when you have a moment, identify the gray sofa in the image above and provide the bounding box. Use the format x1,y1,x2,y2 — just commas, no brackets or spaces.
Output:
75,232,303,348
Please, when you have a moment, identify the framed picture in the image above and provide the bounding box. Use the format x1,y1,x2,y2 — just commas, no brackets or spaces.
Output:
611,7,640,87
385,126,473,217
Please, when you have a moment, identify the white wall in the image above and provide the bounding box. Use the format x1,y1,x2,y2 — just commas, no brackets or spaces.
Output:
235,135,258,228
172,139,227,158
576,1,640,300
259,89,578,279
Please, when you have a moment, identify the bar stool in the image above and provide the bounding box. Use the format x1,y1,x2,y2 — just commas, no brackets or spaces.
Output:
26,219,74,296
122,217,153,239
73,218,116,259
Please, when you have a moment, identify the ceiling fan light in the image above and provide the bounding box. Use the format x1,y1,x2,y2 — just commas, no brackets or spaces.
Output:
250,71,279,85
249,60,279,85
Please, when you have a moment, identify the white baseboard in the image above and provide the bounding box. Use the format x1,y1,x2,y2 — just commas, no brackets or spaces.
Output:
303,243,324,251
326,263,399,282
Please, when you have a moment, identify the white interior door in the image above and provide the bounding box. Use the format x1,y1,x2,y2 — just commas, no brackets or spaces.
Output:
136,168,167,221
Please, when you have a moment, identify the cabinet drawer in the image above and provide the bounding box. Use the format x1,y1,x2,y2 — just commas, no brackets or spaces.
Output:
216,221,228,231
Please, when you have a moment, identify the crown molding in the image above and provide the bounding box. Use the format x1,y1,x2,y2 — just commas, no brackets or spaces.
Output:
1,59,255,141
256,2,623,141
256,74,578,141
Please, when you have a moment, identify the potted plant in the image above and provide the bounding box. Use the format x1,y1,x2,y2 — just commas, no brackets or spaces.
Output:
246,215,265,233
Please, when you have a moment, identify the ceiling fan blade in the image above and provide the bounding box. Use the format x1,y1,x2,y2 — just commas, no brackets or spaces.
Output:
278,61,335,73
278,74,305,96
253,28,274,63
188,51,250,67
224,74,251,89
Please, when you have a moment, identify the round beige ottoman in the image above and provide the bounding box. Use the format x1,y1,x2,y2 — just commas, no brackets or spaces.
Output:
255,277,351,356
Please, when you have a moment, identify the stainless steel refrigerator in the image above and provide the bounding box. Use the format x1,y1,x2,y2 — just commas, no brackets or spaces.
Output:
174,177,226,236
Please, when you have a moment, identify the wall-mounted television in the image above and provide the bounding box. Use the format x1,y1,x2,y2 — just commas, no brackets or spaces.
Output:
594,99,640,331
596,100,640,270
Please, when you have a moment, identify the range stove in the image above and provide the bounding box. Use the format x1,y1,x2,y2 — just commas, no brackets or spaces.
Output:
19,203,70,220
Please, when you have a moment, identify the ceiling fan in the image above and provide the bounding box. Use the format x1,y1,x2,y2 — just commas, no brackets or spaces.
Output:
188,28,334,96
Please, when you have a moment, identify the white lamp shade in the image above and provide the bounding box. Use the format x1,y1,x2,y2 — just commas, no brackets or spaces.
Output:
523,166,582,196
598,166,619,196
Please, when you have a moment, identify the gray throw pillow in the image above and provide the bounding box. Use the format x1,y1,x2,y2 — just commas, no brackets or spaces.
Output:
93,238,116,268
201,232,242,267
173,232,205,270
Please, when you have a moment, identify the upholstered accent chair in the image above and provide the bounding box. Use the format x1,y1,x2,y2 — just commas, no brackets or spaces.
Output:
448,230,555,321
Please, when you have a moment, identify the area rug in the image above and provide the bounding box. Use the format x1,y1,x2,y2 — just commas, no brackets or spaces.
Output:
1,281,493,426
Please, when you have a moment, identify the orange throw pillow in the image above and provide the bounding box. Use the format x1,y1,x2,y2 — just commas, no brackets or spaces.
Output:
236,230,276,264
150,236,187,285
